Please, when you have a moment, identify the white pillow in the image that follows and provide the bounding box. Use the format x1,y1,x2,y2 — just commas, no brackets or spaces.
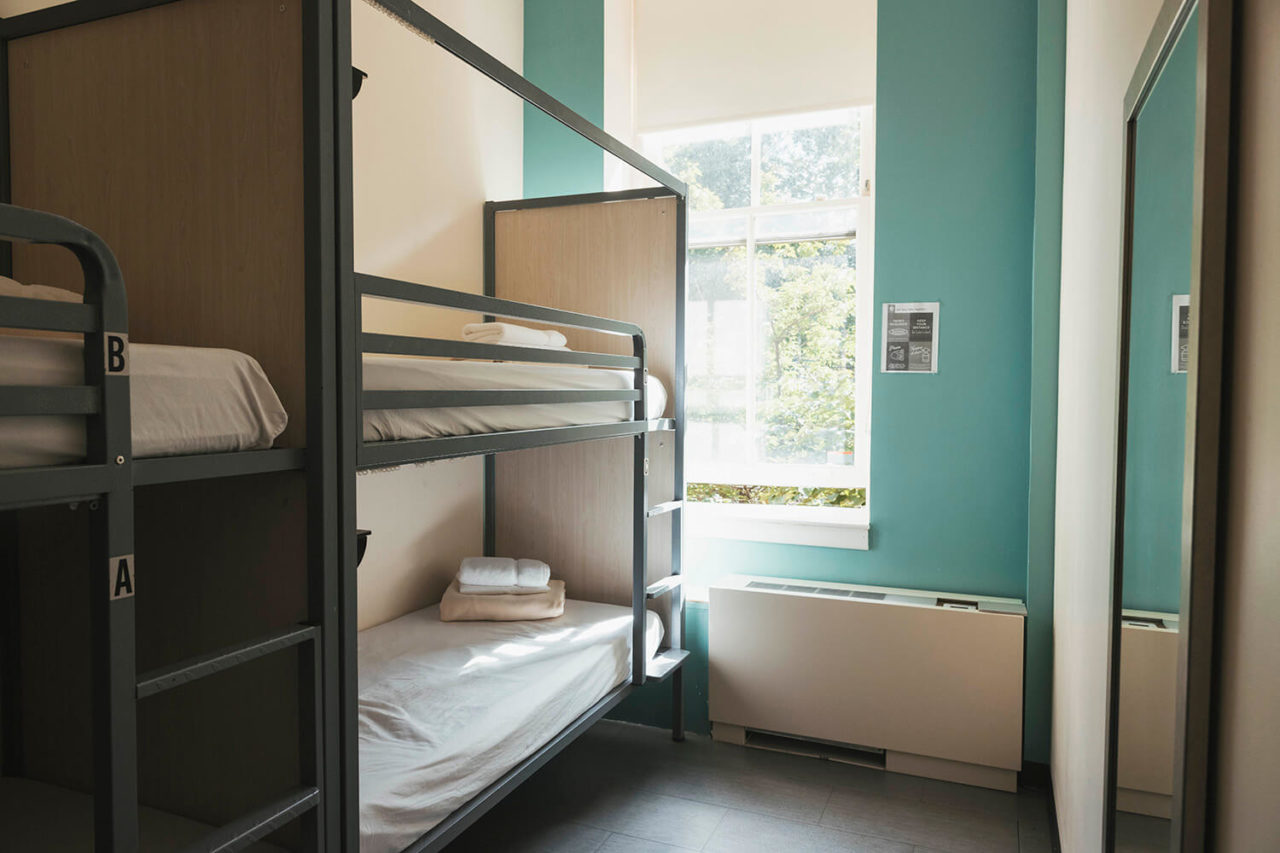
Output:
0,275,82,303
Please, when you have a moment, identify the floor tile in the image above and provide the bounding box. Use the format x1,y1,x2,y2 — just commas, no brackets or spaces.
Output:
638,760,833,823
569,790,727,849
822,784,1020,853
448,817,608,853
448,721,1050,853
703,807,914,853
1115,811,1172,852
596,832,699,853
1016,792,1055,853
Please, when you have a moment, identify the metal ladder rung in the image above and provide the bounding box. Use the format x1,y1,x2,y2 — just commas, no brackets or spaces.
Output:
646,500,682,518
645,575,683,599
179,786,319,853
136,624,318,699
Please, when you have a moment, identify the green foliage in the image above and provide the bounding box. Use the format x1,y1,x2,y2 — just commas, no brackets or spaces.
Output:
756,239,858,464
661,112,864,505
760,123,860,204
661,136,751,211
688,482,867,509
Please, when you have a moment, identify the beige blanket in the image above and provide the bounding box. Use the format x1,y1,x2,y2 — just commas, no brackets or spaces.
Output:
439,579,566,622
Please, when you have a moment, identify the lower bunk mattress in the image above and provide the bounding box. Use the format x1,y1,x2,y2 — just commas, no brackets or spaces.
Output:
358,599,664,853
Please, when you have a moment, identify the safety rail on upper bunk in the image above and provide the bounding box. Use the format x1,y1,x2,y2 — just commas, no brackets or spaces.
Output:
0,202,130,511
357,272,670,469
0,203,307,500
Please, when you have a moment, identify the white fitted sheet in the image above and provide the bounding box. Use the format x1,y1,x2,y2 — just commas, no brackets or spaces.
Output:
361,356,668,444
0,334,288,468
358,599,664,853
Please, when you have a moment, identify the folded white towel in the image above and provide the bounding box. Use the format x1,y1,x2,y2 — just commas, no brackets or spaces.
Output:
516,558,552,588
462,322,568,349
457,582,551,596
458,556,517,587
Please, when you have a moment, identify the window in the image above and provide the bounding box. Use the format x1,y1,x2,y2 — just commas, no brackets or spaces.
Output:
643,107,873,521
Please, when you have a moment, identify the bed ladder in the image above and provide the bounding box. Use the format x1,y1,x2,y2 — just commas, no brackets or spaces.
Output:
133,622,328,850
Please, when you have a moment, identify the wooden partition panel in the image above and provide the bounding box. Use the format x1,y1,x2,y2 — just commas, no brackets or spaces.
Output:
492,195,678,400
493,196,678,606
7,0,307,446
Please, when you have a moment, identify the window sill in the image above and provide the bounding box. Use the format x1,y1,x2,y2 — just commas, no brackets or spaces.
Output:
683,502,870,551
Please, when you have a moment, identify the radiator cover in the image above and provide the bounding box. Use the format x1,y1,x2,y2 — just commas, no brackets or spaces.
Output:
709,575,1026,791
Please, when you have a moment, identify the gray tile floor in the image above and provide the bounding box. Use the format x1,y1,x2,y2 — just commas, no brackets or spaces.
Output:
447,721,1058,853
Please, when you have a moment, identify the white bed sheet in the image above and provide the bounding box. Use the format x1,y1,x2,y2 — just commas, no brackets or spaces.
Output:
358,599,664,853
0,334,288,468
361,356,668,444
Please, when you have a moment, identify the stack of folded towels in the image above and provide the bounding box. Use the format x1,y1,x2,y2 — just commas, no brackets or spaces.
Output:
440,556,566,622
462,321,570,351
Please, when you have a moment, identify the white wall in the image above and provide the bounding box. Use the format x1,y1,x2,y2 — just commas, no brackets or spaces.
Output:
352,0,523,629
632,0,875,131
1052,0,1162,849
1214,0,1280,846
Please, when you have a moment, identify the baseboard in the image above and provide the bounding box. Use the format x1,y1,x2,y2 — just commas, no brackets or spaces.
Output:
1117,787,1172,819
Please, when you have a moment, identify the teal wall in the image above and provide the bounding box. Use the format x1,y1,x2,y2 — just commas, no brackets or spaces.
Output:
525,1,1059,759
523,0,604,197
1024,0,1066,766
1122,14,1197,615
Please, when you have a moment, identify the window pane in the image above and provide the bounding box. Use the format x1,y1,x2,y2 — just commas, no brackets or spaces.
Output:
759,113,860,205
687,245,749,461
754,239,858,465
755,206,857,243
689,213,749,246
657,134,751,212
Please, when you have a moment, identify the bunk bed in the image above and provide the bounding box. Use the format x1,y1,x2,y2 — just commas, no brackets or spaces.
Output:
350,235,688,852
0,0,344,849
338,4,690,852
0,0,688,850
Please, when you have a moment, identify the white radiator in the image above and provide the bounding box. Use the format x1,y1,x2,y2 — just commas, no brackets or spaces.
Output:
708,574,1026,791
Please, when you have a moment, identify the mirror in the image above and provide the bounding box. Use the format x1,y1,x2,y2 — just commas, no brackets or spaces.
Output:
1111,3,1199,851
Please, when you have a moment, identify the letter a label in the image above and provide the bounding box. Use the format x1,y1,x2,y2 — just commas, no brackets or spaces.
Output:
109,554,135,600
104,333,129,375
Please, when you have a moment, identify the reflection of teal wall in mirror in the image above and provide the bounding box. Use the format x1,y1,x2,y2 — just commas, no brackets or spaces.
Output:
1123,11,1197,614
523,0,604,197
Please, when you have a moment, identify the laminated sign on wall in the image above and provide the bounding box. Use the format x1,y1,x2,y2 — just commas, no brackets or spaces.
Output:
1171,294,1190,374
881,302,939,373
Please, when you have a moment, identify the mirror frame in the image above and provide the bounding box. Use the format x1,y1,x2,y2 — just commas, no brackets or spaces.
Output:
1106,0,1236,849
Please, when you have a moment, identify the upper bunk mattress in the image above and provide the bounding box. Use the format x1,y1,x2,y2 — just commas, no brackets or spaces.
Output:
361,356,668,444
358,599,665,853
0,333,287,468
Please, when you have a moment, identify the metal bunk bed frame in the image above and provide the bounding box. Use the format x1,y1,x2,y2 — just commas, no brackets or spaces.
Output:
0,0,687,849
337,3,689,851
0,1,346,849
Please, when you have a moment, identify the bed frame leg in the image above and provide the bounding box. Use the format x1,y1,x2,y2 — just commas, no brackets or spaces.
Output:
671,667,685,742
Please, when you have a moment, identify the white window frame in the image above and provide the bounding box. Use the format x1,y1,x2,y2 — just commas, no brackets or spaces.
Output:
645,106,875,497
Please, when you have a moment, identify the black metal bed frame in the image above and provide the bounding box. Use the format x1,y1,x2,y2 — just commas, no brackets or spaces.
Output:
0,0,687,850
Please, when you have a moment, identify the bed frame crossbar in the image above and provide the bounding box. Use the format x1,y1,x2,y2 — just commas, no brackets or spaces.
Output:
357,270,650,471
0,294,98,332
359,272,643,337
362,332,640,369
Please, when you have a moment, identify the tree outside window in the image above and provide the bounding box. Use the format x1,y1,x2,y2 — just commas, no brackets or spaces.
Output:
644,107,873,510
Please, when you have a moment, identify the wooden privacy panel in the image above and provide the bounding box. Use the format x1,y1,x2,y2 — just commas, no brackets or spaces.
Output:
493,196,678,606
7,0,307,446
495,436,674,608
492,195,678,404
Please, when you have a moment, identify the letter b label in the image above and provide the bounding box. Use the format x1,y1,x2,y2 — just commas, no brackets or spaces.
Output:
105,334,129,375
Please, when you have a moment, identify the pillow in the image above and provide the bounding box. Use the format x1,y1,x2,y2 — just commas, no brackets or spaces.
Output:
0,275,82,303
